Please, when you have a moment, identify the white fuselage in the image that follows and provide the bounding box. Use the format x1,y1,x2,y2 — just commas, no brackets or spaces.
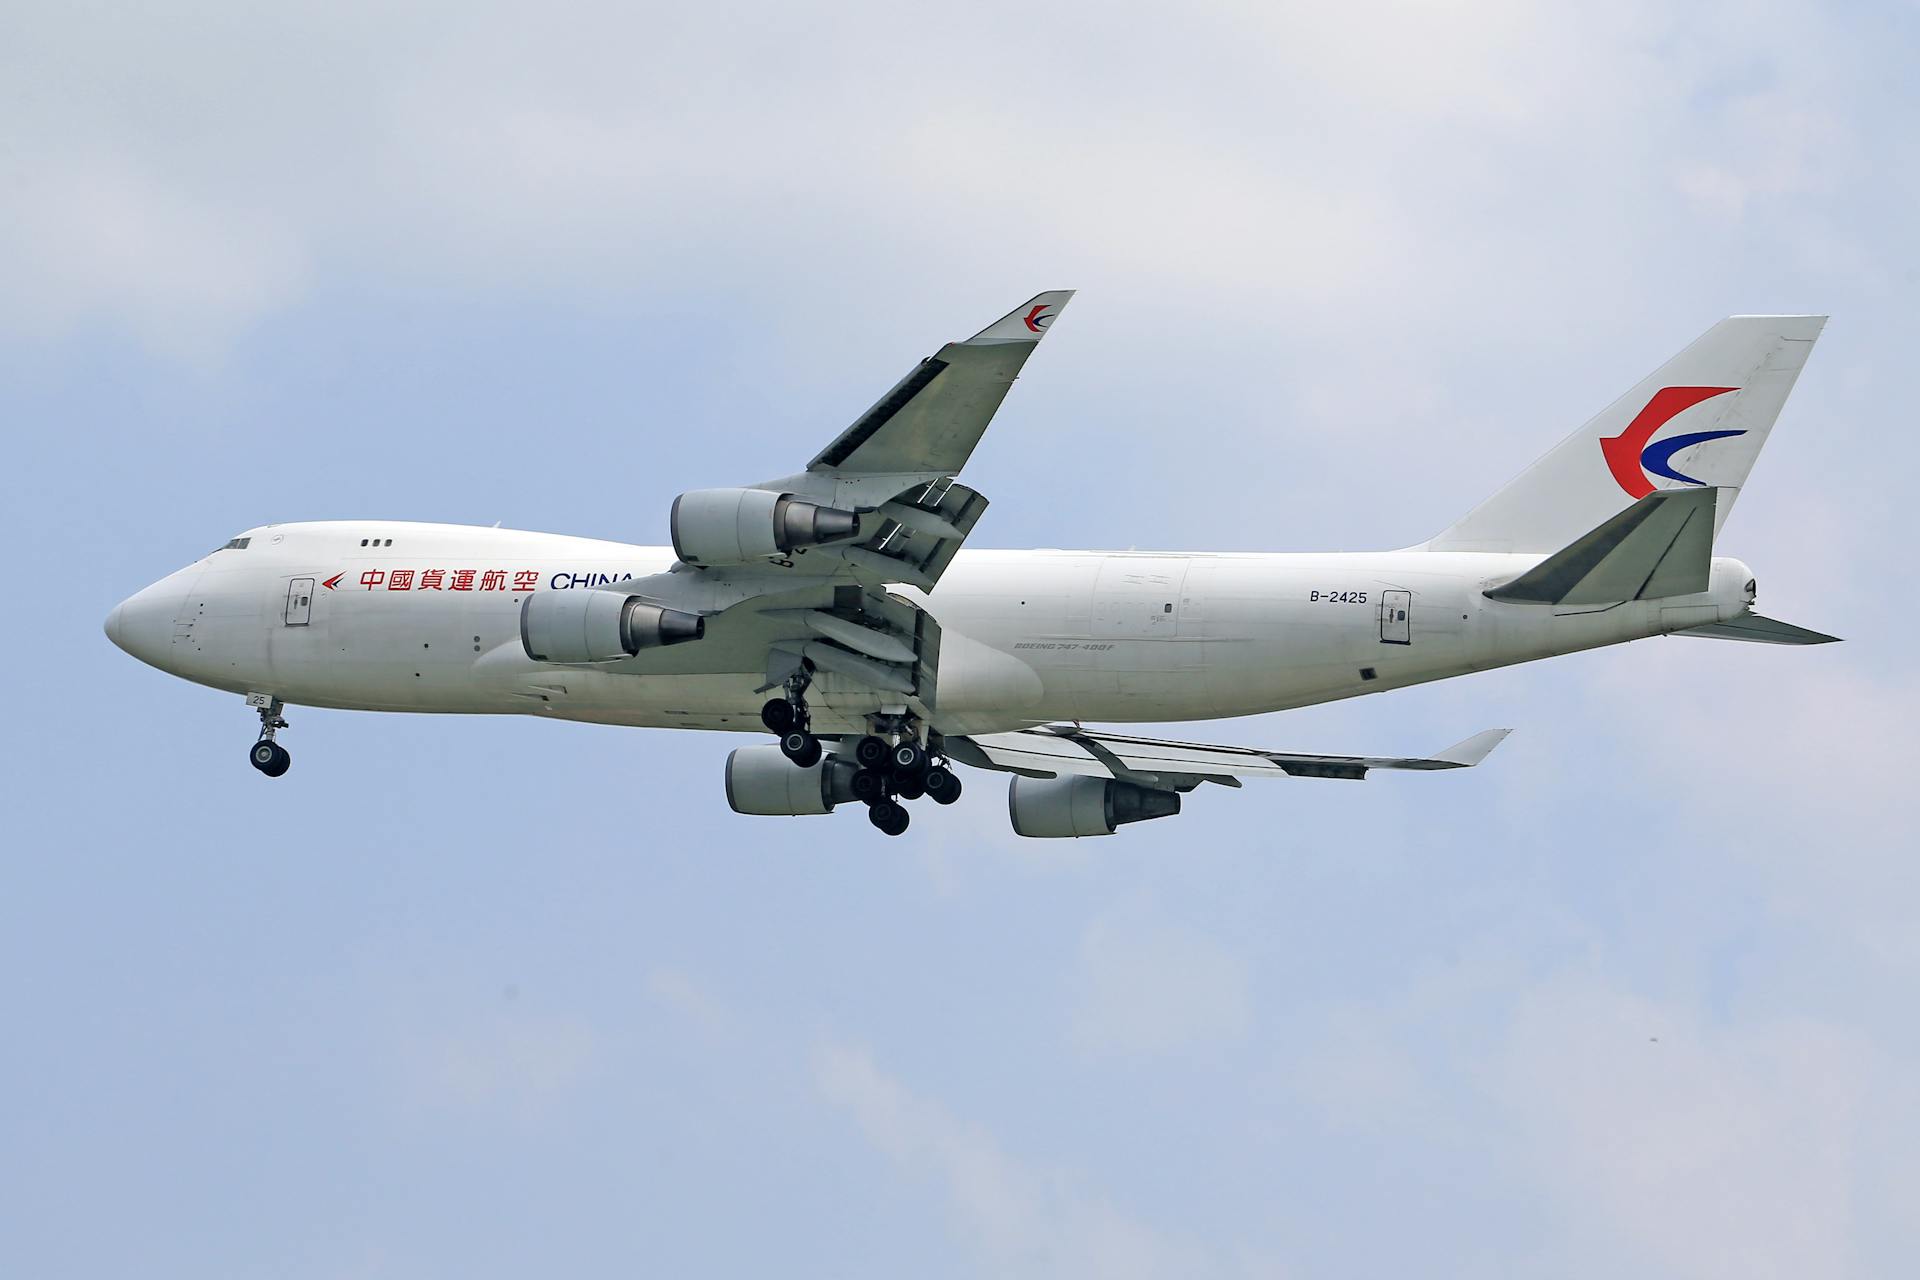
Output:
106,520,1756,736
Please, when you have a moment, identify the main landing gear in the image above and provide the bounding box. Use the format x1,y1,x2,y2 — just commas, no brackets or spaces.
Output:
764,666,822,768
760,669,960,838
246,694,291,777
845,732,963,838
849,735,963,836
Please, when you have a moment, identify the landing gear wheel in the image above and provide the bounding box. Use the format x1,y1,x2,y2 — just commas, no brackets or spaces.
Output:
924,766,961,805
853,735,891,770
894,774,926,801
249,740,290,777
779,730,822,768
868,801,910,836
890,741,928,778
246,696,292,775
850,769,886,804
760,698,797,734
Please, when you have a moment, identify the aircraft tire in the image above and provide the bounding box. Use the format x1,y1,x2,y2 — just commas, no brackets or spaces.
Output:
868,801,909,836
853,735,891,770
760,699,796,734
890,742,928,778
780,730,822,768
251,741,290,777
925,766,961,805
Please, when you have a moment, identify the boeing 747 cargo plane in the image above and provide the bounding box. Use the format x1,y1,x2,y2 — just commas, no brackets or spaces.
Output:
106,294,1835,836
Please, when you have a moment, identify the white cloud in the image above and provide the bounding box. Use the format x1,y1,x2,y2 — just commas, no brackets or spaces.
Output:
0,149,309,362
398,1006,599,1124
644,964,739,1038
1070,902,1251,1057
1487,976,1896,1280
0,0,1885,361
813,1040,1265,1279
1266,954,1917,1277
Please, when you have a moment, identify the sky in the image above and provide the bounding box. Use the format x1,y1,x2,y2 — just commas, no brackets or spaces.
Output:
3,1,1916,1275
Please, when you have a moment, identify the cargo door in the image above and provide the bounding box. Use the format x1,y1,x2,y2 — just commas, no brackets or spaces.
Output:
1379,589,1411,645
284,577,314,626
1092,557,1189,639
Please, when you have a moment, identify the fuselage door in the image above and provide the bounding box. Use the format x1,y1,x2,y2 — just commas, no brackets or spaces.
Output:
1092,556,1190,639
285,577,314,627
1380,589,1411,645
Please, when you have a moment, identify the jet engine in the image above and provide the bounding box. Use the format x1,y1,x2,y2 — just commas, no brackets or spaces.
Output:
520,590,703,664
670,487,860,565
725,745,860,815
1007,775,1181,838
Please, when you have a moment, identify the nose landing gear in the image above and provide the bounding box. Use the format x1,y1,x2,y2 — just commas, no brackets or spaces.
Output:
246,693,291,777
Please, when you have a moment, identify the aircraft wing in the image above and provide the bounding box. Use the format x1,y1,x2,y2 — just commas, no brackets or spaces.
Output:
784,289,1073,592
947,725,1512,789
811,290,1074,476
514,291,1073,728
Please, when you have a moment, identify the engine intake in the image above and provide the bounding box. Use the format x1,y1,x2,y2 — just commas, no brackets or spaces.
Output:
520,590,704,664
1007,775,1181,838
671,487,860,565
725,746,859,815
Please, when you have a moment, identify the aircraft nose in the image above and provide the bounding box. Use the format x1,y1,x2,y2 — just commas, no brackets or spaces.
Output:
106,574,191,670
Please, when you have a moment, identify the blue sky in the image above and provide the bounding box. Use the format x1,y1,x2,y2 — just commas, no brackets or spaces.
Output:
4,2,1916,1276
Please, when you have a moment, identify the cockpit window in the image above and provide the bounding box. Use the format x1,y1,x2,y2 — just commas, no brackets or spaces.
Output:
217,537,252,551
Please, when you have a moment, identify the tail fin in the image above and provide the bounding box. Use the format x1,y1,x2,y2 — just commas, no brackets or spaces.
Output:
1426,316,1825,553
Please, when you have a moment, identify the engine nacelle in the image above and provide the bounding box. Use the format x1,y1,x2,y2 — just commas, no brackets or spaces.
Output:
670,487,860,565
1007,775,1182,838
725,746,859,815
519,590,704,664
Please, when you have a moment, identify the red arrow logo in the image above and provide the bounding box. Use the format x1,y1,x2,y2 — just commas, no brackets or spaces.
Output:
322,573,343,590
1600,386,1736,498
1023,304,1052,333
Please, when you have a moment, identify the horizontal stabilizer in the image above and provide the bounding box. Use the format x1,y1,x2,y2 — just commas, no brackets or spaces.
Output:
1485,487,1716,606
1675,613,1841,645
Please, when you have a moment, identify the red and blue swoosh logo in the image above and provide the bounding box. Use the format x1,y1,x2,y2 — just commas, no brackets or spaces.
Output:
1600,386,1742,499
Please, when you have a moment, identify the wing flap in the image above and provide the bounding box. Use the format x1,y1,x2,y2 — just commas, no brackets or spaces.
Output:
834,479,989,592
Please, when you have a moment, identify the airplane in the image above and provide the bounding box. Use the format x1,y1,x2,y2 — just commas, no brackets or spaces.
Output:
105,292,1838,838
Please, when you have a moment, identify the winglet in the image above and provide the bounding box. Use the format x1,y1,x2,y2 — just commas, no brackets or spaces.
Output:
1429,728,1512,767
966,290,1075,345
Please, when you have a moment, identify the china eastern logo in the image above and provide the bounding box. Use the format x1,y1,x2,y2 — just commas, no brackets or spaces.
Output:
1600,386,1742,499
